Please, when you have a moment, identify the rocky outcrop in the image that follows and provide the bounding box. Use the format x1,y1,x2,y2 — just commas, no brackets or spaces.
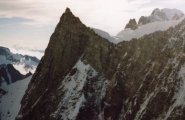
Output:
0,64,32,85
17,8,185,120
0,47,11,56
0,88,7,96
125,19,138,30
138,16,150,25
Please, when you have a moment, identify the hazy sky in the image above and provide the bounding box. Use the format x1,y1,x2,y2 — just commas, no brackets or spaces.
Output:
0,0,185,51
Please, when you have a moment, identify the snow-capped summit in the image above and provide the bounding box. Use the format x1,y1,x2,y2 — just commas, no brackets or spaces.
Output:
116,8,185,43
139,8,184,25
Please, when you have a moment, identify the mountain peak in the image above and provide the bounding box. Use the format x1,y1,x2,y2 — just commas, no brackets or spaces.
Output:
64,7,74,16
138,8,184,25
125,18,138,30
58,7,82,27
16,5,111,120
62,7,75,18
65,7,71,13
151,8,160,15
151,8,184,20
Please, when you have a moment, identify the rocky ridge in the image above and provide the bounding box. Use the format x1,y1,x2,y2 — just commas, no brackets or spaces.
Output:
0,64,32,86
0,46,39,74
116,8,184,42
16,8,185,120
125,19,138,30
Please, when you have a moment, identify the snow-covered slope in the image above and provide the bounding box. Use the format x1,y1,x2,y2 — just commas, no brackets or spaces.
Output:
116,17,184,42
0,76,32,120
116,8,185,43
0,46,39,74
51,60,99,119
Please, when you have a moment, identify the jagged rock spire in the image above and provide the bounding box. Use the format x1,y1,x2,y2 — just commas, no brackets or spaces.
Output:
125,18,138,30
16,6,185,120
65,7,71,13
16,7,106,120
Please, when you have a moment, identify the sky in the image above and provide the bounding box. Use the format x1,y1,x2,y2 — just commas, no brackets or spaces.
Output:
0,0,185,56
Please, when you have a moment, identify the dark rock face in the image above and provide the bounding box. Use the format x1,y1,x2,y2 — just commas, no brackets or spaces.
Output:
17,8,185,120
0,65,9,84
138,16,151,25
16,8,111,120
0,47,11,56
0,88,7,96
0,64,32,85
125,19,138,30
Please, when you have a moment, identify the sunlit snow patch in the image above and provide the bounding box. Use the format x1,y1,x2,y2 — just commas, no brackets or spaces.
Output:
0,76,32,120
51,59,97,120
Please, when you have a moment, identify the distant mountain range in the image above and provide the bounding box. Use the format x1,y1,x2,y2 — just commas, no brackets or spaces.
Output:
0,64,32,86
94,8,185,43
0,46,39,74
0,46,38,120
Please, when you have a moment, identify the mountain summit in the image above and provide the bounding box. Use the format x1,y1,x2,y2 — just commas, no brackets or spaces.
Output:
125,19,138,30
17,7,185,120
16,8,111,120
139,8,184,25
116,8,185,42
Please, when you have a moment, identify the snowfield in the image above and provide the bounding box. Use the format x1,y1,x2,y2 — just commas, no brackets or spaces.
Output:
115,8,185,43
116,17,185,43
0,76,32,120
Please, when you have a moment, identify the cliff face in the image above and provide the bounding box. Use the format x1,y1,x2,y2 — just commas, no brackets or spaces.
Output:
0,64,32,85
17,8,185,120
125,19,138,30
16,8,111,120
